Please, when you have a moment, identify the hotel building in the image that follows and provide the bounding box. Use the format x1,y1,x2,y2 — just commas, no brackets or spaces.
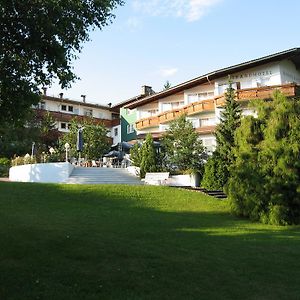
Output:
35,92,121,145
118,48,300,153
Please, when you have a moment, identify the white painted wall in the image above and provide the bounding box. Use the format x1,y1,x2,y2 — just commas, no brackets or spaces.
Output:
43,99,112,120
9,162,74,183
111,125,121,145
215,62,281,94
279,59,300,84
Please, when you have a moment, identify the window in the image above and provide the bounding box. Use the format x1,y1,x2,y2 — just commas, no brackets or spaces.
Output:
114,128,118,136
218,82,240,94
198,92,214,100
68,106,74,112
199,117,216,127
161,101,184,112
127,124,134,134
60,122,66,129
84,109,93,117
61,105,67,111
202,138,216,154
187,92,214,103
40,101,46,110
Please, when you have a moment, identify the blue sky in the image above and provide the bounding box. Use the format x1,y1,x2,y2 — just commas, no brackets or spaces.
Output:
47,0,300,105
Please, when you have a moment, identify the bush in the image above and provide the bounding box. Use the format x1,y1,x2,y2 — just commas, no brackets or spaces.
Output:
0,157,11,177
201,151,228,190
228,92,300,225
11,155,36,166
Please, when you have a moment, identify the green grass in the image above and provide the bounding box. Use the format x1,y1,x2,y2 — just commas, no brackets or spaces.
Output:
0,183,300,300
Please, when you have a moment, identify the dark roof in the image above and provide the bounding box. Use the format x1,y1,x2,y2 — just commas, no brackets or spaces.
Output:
111,94,146,110
42,95,112,111
124,47,300,109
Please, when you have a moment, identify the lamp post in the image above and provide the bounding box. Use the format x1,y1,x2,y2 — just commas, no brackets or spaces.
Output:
64,143,70,162
31,142,35,158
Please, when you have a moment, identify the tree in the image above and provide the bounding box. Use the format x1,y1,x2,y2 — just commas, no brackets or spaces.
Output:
162,114,205,174
0,110,59,158
0,0,123,125
130,143,142,167
202,81,241,190
60,118,110,160
163,80,172,90
228,92,300,225
140,133,160,178
38,112,60,151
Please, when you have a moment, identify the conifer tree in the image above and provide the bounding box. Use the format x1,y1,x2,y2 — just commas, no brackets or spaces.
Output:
140,133,159,178
228,91,300,225
162,114,205,174
202,81,241,190
130,143,142,167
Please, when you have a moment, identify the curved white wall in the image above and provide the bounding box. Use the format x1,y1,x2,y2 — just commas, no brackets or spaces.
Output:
9,162,74,183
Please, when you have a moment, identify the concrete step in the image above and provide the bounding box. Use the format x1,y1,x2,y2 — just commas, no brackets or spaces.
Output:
66,167,143,185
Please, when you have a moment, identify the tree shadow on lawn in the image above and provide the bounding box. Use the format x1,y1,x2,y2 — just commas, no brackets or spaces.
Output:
0,182,300,300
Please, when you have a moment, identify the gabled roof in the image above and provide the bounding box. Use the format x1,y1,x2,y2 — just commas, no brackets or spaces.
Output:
124,47,300,109
111,94,146,111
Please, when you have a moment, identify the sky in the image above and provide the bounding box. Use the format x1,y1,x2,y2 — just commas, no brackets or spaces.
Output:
47,0,300,105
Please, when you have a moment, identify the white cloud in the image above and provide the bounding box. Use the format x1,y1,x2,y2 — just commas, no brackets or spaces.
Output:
159,67,178,77
132,0,222,22
126,17,142,30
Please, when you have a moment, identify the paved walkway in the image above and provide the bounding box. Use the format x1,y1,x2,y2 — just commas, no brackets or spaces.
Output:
0,177,10,182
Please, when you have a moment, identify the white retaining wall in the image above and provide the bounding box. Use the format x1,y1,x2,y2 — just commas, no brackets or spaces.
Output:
9,162,74,183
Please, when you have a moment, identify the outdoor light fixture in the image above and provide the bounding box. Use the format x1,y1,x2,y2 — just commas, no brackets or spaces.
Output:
49,147,55,155
64,143,70,162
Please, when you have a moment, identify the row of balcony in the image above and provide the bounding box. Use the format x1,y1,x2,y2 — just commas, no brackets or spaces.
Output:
35,109,120,127
136,84,299,130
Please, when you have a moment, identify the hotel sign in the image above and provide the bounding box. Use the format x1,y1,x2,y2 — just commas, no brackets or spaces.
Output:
231,70,272,80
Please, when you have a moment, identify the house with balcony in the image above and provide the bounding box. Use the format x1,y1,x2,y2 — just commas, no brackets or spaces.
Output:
35,92,121,145
122,48,300,153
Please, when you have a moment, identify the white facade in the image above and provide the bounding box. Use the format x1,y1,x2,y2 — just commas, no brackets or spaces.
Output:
111,125,121,145
133,58,300,152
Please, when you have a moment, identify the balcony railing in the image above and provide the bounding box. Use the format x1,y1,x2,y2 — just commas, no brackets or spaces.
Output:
215,83,299,106
136,100,215,130
35,109,117,127
136,84,299,130
196,125,216,135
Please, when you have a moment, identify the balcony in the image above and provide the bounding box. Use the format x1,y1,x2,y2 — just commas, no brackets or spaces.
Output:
196,125,216,135
35,109,116,127
136,84,299,130
215,83,299,106
136,99,215,130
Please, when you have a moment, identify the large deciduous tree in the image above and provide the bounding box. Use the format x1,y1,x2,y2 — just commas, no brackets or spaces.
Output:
0,0,123,124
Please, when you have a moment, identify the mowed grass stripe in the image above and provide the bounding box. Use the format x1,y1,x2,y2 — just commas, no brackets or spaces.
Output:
0,182,299,300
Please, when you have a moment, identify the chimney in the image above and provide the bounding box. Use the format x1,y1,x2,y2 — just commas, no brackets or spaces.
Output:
59,92,64,99
141,85,153,96
42,87,47,95
81,95,86,103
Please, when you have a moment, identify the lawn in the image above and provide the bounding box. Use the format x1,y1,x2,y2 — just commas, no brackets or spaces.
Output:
0,183,300,300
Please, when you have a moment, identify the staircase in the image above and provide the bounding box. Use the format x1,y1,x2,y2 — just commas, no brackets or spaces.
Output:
179,187,227,199
66,167,143,185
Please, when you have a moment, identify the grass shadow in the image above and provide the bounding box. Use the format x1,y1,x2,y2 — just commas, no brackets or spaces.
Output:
0,182,300,300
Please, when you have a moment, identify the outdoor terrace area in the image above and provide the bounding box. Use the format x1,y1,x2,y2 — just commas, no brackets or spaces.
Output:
136,83,299,130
